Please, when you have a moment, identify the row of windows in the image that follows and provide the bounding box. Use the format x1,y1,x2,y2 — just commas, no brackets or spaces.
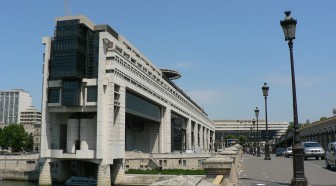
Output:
48,85,97,104
126,92,160,120
112,53,210,125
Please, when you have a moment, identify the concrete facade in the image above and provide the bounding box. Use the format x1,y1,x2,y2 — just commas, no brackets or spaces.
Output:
214,119,288,148
40,15,215,185
0,89,33,124
299,116,336,150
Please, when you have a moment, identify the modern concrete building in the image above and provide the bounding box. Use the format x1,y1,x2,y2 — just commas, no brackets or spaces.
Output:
0,89,33,124
40,15,215,185
20,106,42,150
0,89,41,151
213,119,288,149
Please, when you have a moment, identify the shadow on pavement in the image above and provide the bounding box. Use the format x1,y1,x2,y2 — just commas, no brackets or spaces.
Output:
239,177,290,185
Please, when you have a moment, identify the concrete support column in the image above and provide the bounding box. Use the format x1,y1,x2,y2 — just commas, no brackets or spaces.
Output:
111,160,124,185
112,85,126,159
80,119,89,150
67,119,79,153
207,128,210,150
38,159,52,185
193,123,198,150
97,164,111,186
323,132,328,149
332,131,336,142
186,119,192,150
199,125,203,151
161,106,171,153
203,127,206,150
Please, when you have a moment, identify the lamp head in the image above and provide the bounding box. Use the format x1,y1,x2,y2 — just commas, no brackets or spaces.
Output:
280,11,297,41
255,107,259,117
262,82,269,97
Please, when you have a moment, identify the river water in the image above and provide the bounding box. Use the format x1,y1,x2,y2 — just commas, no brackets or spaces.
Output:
0,180,64,186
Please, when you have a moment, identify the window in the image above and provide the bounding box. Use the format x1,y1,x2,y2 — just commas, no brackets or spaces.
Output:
62,80,81,106
87,86,97,102
48,89,60,103
183,160,186,166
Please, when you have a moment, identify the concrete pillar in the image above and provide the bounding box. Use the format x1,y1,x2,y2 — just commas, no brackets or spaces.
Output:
332,131,336,142
80,119,89,150
111,160,124,185
97,164,111,186
193,122,198,150
199,125,203,151
38,159,52,185
161,106,171,153
186,119,192,150
67,119,79,153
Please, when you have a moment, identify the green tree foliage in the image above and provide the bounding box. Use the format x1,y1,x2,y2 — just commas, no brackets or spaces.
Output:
238,135,248,146
0,124,33,152
320,117,327,121
0,128,4,149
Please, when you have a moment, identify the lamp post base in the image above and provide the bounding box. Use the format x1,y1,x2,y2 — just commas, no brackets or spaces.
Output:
291,177,308,186
264,143,271,160
291,143,308,186
257,146,261,157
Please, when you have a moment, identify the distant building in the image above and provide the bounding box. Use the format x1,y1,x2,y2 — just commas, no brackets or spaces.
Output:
213,119,288,148
0,89,32,124
20,106,42,150
0,89,41,151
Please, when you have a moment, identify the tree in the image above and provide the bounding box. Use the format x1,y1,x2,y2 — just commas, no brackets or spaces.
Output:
23,133,34,152
2,124,30,152
320,117,327,121
238,135,248,146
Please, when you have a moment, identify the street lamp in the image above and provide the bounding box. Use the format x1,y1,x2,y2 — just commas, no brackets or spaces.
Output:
262,83,271,160
255,107,261,157
252,119,256,156
280,11,308,186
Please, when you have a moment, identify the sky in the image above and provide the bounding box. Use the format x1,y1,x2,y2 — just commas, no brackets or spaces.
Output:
1,1,336,124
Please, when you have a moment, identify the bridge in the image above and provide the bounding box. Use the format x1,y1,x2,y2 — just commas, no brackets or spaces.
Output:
275,116,336,150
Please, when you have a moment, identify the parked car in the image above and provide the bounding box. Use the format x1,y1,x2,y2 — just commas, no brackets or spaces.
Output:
276,148,286,157
285,147,292,158
325,142,336,169
302,141,325,160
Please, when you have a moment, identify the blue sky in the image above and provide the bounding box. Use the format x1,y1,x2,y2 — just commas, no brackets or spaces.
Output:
1,1,336,124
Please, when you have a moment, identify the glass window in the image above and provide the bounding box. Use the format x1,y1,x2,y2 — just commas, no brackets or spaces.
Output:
87,86,97,102
48,89,60,103
62,80,81,106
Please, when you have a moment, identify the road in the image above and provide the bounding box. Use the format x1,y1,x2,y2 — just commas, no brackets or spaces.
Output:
238,154,336,186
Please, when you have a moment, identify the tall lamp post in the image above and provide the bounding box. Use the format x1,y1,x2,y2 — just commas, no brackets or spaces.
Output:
280,11,308,185
262,83,271,160
255,107,261,157
252,119,256,156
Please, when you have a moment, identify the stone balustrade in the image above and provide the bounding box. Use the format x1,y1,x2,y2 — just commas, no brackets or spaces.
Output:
203,144,243,186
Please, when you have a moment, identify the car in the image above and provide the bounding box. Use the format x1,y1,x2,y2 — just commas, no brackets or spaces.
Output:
285,147,292,158
302,141,325,160
325,142,336,169
276,148,286,157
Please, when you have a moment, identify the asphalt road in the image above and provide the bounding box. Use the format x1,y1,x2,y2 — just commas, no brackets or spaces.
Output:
238,154,336,186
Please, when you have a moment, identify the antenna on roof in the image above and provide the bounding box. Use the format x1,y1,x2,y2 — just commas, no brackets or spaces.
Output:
64,0,71,16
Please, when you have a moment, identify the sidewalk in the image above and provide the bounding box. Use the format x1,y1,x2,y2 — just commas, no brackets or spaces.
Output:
237,154,336,186
238,154,292,186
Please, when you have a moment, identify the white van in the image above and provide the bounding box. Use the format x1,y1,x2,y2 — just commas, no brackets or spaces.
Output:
325,142,336,169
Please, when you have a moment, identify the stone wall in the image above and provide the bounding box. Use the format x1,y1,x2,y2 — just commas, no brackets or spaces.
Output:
0,154,39,181
125,151,211,171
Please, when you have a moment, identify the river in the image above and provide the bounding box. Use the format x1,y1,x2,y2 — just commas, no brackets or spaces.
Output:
0,180,64,186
